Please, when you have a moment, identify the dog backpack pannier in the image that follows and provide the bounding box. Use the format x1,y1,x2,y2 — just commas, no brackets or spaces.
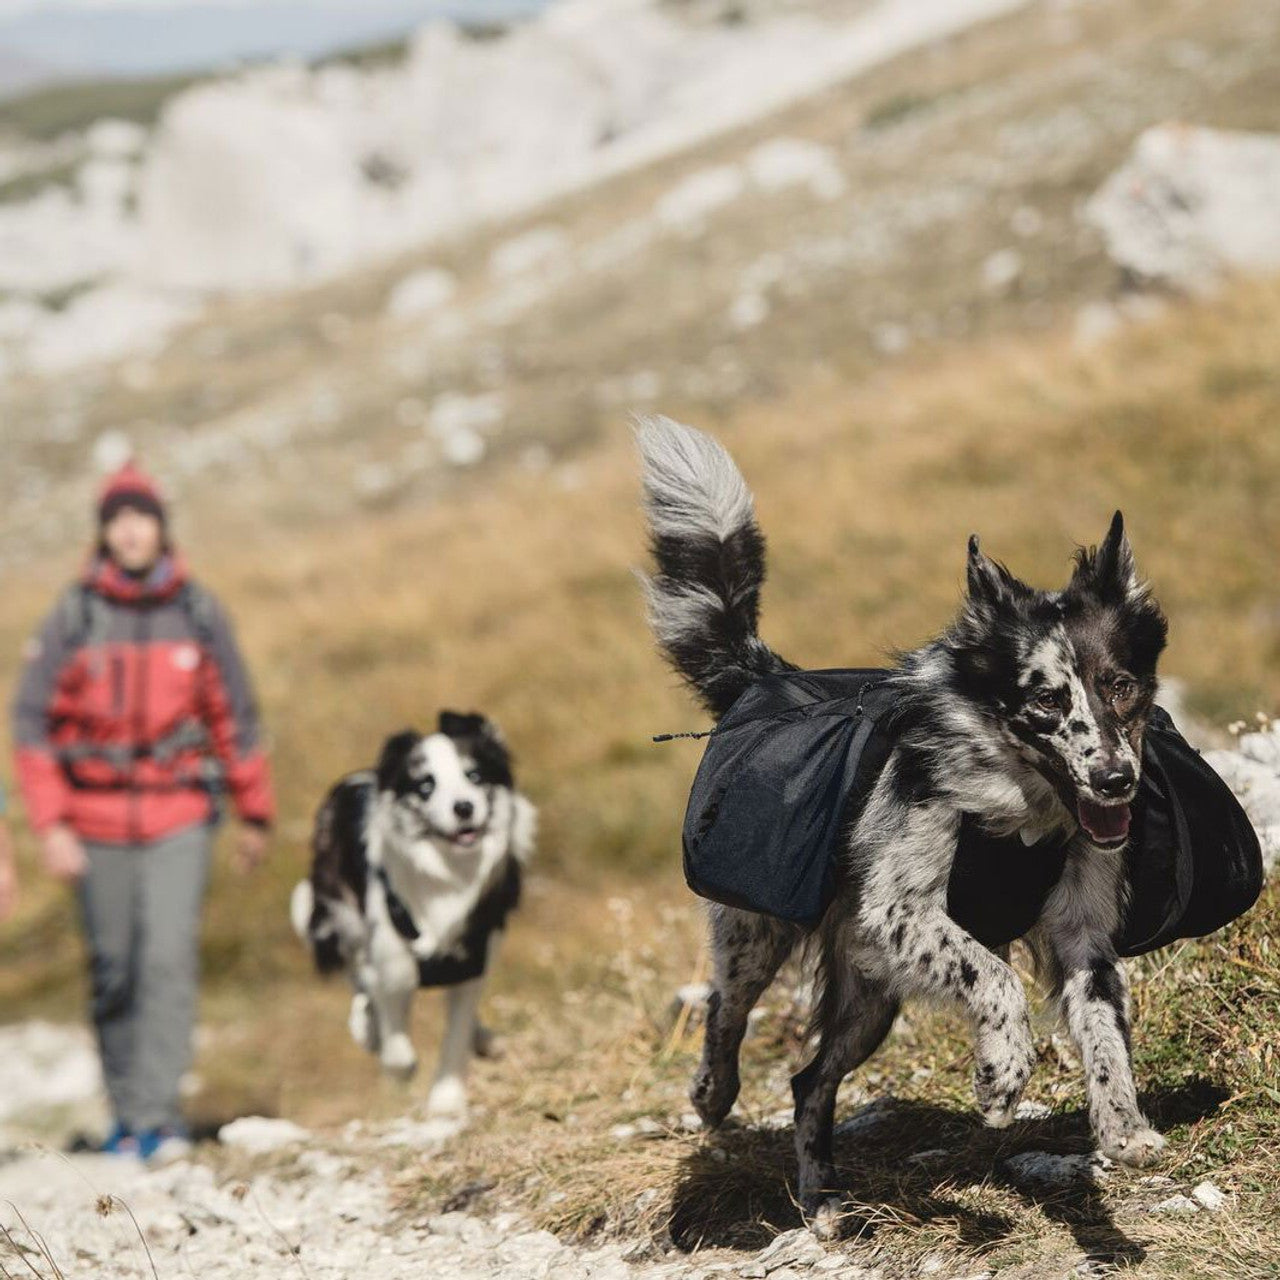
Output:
679,670,1264,950
1117,707,1264,956
679,670,894,926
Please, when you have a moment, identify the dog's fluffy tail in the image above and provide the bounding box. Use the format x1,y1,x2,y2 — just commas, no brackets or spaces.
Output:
636,416,792,719
292,876,365,975
292,777,373,975
289,879,315,943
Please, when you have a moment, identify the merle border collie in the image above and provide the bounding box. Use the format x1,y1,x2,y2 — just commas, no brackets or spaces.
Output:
636,417,1169,1235
291,712,536,1119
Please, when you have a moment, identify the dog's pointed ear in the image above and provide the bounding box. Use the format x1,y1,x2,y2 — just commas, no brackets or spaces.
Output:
967,534,1026,609
1073,510,1141,603
376,730,420,791
474,715,513,786
1095,510,1138,599
438,710,485,739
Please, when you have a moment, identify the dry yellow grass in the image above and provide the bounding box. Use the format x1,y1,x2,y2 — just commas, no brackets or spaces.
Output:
0,277,1277,1275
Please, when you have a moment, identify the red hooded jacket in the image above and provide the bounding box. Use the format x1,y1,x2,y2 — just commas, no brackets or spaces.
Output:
12,552,275,844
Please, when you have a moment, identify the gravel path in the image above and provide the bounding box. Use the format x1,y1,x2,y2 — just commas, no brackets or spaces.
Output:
0,1141,882,1280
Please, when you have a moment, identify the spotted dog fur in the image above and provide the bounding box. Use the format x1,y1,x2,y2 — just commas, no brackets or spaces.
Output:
636,416,1169,1235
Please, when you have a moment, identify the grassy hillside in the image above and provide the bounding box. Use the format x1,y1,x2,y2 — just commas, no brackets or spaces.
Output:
0,269,1275,969
7,0,1280,565
0,273,1276,1277
2,272,1278,980
0,73,200,141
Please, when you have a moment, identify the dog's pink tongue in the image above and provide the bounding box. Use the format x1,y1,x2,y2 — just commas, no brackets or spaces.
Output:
1077,799,1131,844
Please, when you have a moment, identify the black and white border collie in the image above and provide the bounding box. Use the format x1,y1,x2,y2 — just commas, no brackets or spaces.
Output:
291,712,536,1120
637,417,1169,1235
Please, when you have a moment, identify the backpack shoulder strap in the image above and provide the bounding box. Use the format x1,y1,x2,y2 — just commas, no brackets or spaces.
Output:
178,581,218,648
58,583,110,651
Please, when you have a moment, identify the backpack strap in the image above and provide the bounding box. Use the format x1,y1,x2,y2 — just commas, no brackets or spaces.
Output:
178,581,218,648
375,865,422,943
58,583,110,651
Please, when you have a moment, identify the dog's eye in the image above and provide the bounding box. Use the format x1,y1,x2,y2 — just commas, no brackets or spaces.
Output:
1032,689,1062,715
1111,677,1136,704
418,775,435,797
466,769,482,785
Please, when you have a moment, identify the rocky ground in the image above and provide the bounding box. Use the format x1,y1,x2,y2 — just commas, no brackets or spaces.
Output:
1,1138,705,1280
0,1108,1235,1280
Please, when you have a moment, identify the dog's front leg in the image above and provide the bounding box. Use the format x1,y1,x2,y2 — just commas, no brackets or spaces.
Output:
428,977,485,1119
857,802,1035,1128
872,901,1035,1127
367,930,420,1080
1039,850,1164,1165
1059,954,1162,1165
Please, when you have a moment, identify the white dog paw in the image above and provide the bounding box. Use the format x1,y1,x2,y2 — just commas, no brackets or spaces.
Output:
380,1035,419,1081
349,994,380,1053
1102,1127,1166,1167
427,1076,469,1119
801,1192,848,1242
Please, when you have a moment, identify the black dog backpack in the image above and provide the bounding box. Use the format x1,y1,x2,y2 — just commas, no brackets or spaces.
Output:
678,669,1263,955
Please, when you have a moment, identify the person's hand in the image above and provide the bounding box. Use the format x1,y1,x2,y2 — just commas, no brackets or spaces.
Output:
233,824,269,875
41,823,87,884
0,823,17,920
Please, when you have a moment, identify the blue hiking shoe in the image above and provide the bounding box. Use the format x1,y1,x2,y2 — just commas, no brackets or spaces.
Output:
99,1122,140,1157
137,1125,193,1167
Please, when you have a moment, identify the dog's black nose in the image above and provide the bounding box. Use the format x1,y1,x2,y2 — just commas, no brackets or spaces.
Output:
454,800,475,820
1090,763,1135,799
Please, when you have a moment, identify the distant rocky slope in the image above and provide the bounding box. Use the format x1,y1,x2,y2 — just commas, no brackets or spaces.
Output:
0,0,1022,377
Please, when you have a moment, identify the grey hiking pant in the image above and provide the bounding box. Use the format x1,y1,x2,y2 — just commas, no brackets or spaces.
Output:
78,823,212,1132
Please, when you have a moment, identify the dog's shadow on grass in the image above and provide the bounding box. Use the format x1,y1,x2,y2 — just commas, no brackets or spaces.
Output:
666,1079,1229,1262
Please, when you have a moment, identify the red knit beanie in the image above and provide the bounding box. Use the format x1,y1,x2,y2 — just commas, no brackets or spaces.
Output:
98,461,167,527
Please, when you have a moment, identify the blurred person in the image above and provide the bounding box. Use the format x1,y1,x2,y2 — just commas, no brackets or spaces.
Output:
11,462,274,1162
0,783,16,920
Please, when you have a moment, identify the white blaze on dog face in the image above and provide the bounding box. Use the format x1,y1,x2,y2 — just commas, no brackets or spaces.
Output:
1012,628,1139,799
401,734,493,847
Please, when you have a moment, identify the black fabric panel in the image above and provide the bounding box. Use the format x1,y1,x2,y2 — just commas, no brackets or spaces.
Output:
308,774,373,973
1118,708,1263,955
681,669,889,925
947,820,1068,950
414,855,522,988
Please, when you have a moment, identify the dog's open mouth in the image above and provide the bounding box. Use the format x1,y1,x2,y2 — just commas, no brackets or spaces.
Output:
1077,798,1131,848
450,826,484,848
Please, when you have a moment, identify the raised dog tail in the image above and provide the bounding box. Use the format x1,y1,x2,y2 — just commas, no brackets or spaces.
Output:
636,415,792,720
291,877,367,975
289,879,315,943
291,878,358,975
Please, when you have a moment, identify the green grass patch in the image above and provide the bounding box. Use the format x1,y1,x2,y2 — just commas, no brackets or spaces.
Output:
0,73,199,141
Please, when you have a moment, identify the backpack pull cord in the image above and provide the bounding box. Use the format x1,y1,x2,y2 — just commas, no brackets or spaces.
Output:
652,729,715,743
854,678,887,717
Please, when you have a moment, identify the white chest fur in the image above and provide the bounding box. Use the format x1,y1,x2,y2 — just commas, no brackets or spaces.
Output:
366,788,534,959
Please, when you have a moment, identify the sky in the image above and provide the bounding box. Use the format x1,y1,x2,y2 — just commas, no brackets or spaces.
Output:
0,0,547,82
